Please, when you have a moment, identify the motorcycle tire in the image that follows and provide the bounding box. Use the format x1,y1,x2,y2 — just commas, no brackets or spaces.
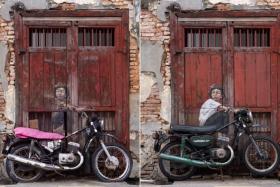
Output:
92,143,132,182
243,136,280,176
5,144,44,183
158,142,196,181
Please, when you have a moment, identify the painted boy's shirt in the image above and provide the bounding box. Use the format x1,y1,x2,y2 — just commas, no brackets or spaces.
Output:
199,98,221,126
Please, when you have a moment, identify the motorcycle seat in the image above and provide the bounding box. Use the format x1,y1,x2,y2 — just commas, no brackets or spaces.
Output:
14,127,64,140
170,124,221,134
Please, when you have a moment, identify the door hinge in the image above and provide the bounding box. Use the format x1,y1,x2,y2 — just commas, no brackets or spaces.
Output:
174,50,183,55
18,48,26,55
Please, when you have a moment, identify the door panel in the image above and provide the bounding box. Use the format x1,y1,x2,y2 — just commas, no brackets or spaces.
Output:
234,52,271,108
78,48,115,107
29,52,44,109
29,51,67,111
184,53,222,125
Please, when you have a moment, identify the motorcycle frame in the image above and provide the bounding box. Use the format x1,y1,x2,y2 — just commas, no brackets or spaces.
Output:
155,119,261,157
3,125,121,163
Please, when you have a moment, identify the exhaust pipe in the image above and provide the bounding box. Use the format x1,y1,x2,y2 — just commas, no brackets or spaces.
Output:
159,145,234,168
7,151,84,171
7,154,62,170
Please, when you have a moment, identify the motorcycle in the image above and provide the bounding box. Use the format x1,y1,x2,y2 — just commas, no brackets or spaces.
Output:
2,107,132,183
153,108,280,180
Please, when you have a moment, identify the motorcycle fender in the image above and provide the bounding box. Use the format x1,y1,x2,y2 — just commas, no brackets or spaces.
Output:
3,138,31,154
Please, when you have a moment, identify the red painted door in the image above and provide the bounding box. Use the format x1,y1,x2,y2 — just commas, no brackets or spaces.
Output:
172,21,226,126
171,12,280,141
233,26,279,139
15,10,129,146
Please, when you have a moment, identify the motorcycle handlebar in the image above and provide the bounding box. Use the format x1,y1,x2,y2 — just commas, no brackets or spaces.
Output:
62,104,90,119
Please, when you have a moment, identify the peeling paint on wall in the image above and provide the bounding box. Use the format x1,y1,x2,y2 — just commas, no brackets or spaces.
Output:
130,93,140,130
156,0,203,21
141,40,164,92
0,43,8,91
209,0,256,5
54,0,101,5
160,86,171,125
4,85,15,122
0,0,49,21
140,73,157,102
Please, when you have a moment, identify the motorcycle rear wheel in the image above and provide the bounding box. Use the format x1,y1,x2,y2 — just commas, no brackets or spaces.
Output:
5,144,44,183
243,136,280,176
158,142,196,181
92,143,132,182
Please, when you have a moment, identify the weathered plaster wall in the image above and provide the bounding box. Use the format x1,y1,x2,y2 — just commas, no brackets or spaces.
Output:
0,0,140,179
140,0,280,180
0,16,15,132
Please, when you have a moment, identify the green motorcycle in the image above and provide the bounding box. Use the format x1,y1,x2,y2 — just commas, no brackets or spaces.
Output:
153,108,280,180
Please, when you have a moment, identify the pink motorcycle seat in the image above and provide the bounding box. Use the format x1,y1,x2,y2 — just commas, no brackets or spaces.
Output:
14,127,64,140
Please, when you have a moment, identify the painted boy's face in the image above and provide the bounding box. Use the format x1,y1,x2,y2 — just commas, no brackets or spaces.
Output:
211,89,222,102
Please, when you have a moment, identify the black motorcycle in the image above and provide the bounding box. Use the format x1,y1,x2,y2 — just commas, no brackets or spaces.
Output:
2,109,132,183
153,108,280,180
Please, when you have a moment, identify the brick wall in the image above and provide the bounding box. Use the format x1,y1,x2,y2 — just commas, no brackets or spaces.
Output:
140,9,171,124
129,38,140,93
257,0,280,8
141,83,161,123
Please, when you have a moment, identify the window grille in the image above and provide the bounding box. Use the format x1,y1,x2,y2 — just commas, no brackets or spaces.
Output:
78,28,115,47
185,28,222,48
234,28,270,47
29,28,67,47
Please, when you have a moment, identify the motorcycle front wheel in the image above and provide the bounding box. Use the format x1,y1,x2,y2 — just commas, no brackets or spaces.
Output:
158,142,196,181
92,143,132,182
243,136,280,176
5,144,44,183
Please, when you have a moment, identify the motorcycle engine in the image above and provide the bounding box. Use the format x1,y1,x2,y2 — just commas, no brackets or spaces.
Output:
210,148,227,159
59,142,80,165
40,140,61,152
59,153,78,165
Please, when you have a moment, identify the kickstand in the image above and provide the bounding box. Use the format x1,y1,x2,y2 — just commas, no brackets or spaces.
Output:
219,167,224,181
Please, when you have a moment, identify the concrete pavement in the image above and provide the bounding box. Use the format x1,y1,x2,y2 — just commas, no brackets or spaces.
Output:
0,176,279,187
0,177,139,187
141,178,280,187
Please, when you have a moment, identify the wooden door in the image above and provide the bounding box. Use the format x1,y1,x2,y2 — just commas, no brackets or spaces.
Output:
171,11,280,141
233,25,279,139
14,10,129,146
171,21,226,126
